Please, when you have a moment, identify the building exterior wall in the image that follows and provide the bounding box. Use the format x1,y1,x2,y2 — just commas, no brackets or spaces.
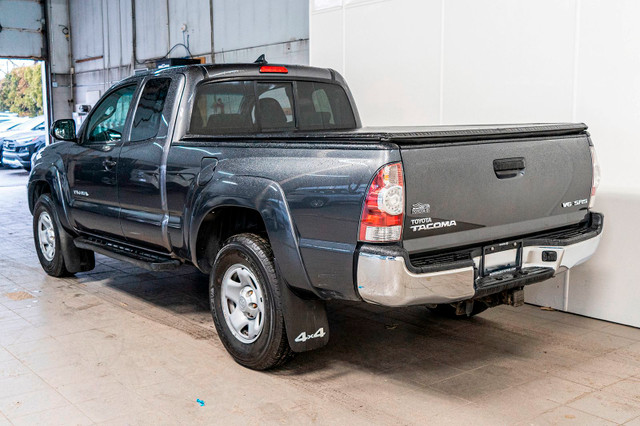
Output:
64,0,309,108
310,0,640,327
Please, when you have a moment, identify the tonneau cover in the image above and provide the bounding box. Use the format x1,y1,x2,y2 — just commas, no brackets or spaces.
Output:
182,123,588,144
340,123,588,143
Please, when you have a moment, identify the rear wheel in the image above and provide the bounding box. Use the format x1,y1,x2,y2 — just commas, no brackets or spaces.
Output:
210,233,293,370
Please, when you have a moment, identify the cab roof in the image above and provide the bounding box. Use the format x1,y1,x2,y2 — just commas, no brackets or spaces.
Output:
128,63,336,82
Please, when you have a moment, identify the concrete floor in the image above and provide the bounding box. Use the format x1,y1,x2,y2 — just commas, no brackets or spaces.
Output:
0,166,640,425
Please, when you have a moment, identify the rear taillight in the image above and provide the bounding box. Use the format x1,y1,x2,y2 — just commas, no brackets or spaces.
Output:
359,162,404,242
589,146,601,209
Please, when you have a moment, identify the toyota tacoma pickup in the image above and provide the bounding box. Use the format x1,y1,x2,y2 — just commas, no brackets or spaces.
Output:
29,60,603,370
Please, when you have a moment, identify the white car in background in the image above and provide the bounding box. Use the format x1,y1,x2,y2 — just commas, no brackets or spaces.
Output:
0,117,29,133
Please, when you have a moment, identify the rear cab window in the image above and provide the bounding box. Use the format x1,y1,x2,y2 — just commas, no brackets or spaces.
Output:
187,79,355,135
296,81,356,130
190,81,257,134
257,83,295,130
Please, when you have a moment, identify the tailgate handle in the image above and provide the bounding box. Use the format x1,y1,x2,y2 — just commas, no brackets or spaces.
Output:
493,157,525,179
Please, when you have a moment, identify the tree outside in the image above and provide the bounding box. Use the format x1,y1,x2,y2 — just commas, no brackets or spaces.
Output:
0,63,43,117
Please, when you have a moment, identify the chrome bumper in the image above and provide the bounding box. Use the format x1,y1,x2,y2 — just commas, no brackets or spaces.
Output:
356,218,603,307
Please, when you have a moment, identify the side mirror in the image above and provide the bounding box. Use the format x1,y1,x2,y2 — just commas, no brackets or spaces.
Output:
50,119,77,142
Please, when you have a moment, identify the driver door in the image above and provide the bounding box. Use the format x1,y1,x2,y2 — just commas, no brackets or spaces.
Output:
66,83,138,238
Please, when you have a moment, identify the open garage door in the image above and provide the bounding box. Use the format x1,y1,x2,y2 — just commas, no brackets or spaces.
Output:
0,0,45,59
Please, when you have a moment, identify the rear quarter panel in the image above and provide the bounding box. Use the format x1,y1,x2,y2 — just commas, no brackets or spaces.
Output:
166,140,397,300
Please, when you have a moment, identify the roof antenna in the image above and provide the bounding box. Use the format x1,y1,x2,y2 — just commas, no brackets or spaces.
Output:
254,54,267,64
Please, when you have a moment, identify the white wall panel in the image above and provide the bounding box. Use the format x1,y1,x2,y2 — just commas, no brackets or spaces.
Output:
312,0,342,11
442,0,576,124
309,9,343,73
344,0,441,125
574,0,640,192
528,0,640,326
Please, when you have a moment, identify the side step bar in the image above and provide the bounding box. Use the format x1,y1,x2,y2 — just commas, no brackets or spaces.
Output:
74,237,181,271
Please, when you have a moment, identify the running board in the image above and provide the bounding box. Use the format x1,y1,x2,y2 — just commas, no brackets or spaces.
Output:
74,237,181,271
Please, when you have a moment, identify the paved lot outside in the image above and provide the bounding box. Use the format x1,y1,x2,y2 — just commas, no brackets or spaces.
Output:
0,166,640,425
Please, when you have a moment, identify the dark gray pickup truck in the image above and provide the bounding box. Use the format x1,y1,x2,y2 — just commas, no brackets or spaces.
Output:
29,61,603,369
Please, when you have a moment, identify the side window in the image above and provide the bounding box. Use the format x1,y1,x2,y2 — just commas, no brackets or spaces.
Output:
130,78,171,141
33,123,45,131
297,82,356,130
86,85,137,143
256,83,295,131
189,81,256,134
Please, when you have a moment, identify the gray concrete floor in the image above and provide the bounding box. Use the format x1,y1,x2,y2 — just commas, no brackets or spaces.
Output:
0,166,639,425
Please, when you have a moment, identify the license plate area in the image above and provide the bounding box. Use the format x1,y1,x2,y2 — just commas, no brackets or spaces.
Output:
482,241,522,276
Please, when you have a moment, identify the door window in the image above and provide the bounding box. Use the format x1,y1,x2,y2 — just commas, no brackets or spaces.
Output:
131,78,171,141
85,85,137,143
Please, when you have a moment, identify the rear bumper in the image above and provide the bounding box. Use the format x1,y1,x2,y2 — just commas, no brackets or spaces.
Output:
356,212,603,307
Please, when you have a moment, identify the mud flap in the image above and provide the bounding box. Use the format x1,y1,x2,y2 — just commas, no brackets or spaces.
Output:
56,220,95,273
280,281,330,352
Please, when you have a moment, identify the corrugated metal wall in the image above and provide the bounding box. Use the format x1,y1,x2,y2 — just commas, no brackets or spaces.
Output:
0,0,45,59
67,0,309,106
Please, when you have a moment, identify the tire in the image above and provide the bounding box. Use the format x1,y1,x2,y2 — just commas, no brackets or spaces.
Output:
33,194,73,277
210,233,293,370
428,302,489,318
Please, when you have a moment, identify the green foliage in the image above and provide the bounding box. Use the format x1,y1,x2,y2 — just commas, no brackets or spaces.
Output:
0,63,43,117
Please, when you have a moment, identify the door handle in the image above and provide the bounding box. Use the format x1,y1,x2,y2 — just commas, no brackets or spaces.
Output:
103,158,117,170
493,157,525,179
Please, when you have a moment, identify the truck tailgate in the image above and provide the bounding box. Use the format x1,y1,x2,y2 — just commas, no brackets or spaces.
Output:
400,133,593,254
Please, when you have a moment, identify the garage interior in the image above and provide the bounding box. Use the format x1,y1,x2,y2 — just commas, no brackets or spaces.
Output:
1,0,640,424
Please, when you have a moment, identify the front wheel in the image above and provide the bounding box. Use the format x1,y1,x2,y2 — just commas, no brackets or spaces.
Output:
210,233,293,370
33,194,72,277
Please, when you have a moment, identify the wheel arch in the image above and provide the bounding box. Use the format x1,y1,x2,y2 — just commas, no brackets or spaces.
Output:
189,175,320,297
28,179,53,213
28,159,74,232
194,205,268,273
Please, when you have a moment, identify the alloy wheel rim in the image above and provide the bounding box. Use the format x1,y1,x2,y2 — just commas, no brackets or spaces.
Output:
220,263,265,344
37,211,56,262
